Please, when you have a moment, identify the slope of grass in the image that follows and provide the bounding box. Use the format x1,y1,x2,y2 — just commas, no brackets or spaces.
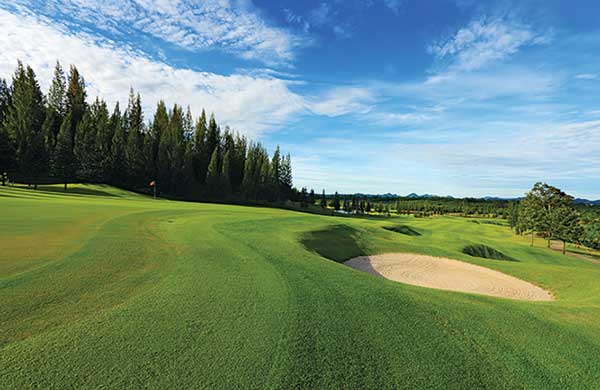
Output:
1,185,599,389
462,244,515,261
383,224,422,236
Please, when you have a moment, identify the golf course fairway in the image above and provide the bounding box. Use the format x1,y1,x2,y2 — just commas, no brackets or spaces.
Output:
1,184,599,389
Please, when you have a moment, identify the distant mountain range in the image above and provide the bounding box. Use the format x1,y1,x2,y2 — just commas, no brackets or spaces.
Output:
349,193,600,204
574,198,600,205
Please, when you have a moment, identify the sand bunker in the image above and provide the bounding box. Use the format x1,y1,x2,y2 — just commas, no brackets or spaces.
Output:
345,253,553,301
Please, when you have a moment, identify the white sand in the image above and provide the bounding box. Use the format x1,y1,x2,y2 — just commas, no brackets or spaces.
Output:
345,253,553,301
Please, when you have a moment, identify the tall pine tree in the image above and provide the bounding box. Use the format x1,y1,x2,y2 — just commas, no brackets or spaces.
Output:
4,62,46,187
124,89,145,186
206,147,220,196
52,113,76,189
0,78,15,182
42,61,66,152
110,102,127,185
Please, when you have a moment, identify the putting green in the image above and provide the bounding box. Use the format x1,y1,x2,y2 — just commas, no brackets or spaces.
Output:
1,184,599,389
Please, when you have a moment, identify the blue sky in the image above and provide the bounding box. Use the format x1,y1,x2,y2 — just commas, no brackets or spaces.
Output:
1,0,599,198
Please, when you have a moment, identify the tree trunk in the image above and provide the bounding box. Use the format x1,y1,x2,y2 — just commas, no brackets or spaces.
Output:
563,240,566,255
531,232,534,246
64,182,67,190
548,239,551,248
33,183,37,190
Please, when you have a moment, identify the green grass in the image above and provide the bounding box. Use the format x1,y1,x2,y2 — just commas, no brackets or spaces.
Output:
462,244,515,261
383,224,422,236
1,184,599,389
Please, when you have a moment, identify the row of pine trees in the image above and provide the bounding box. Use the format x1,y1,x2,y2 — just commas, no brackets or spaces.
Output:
0,61,294,201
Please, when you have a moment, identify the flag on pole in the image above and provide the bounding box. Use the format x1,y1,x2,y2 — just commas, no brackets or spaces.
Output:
149,180,156,187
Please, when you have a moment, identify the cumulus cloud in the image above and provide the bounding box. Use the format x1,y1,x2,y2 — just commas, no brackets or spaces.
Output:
0,9,304,137
0,7,378,136
6,0,302,65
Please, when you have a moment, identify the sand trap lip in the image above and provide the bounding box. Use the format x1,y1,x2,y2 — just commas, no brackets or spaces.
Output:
345,253,554,301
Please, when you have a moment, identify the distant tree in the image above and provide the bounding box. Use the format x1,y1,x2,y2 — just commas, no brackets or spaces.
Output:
333,191,341,211
519,182,580,248
183,106,194,139
0,78,10,121
309,189,316,205
270,145,281,200
231,134,247,193
42,61,67,152
300,187,308,208
74,110,95,181
0,127,15,185
279,153,293,197
149,101,169,181
206,147,220,196
52,113,77,189
582,222,600,250
4,62,46,187
206,113,220,160
549,205,582,254
192,109,208,184
320,190,327,208
165,104,185,193
0,79,15,183
110,103,127,184
508,202,520,232
220,150,232,197
65,65,87,144
91,99,112,182
124,90,145,186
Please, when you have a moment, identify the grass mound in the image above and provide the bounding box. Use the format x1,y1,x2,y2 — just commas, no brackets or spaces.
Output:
300,225,366,262
383,225,422,236
462,244,515,261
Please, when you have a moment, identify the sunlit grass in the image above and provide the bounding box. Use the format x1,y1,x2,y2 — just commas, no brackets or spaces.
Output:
1,185,599,389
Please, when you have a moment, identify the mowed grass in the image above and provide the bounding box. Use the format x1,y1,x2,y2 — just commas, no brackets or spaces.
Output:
1,185,599,389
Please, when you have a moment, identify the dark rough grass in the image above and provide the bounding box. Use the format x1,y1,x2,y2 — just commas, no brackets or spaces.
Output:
300,225,366,262
463,244,515,261
383,225,422,236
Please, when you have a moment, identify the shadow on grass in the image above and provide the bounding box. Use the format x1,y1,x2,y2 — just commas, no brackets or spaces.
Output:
20,185,119,198
462,244,517,262
383,225,422,236
300,225,367,263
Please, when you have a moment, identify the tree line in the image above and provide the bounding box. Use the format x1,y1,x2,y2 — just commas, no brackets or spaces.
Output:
509,182,599,253
0,61,294,202
308,192,512,217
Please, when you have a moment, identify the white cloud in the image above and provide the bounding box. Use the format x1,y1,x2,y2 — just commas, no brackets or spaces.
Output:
370,111,430,126
8,0,301,65
575,73,598,80
383,0,404,14
0,9,304,137
307,87,376,117
429,17,549,72
0,8,379,136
